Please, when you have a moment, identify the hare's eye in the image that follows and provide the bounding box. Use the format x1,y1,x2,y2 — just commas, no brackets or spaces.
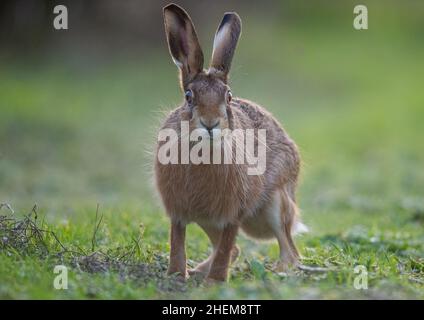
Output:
226,90,232,104
185,90,194,105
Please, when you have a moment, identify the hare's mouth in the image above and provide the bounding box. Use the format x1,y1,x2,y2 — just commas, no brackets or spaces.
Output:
199,119,220,132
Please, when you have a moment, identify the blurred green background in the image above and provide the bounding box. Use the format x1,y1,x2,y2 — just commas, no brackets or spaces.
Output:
0,0,423,299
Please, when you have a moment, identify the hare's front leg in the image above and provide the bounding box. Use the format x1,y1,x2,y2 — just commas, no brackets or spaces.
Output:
206,224,239,282
167,220,187,279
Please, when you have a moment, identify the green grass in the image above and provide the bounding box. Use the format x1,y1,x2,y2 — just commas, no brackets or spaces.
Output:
0,4,423,299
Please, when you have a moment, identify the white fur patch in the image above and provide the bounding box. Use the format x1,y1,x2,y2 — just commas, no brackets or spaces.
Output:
292,222,309,235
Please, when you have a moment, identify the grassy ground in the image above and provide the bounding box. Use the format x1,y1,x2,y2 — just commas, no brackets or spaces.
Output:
0,5,423,299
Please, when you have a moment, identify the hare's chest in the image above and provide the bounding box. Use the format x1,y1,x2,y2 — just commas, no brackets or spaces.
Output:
159,164,244,224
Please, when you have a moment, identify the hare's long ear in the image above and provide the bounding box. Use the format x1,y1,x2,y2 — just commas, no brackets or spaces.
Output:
210,12,242,82
163,4,204,89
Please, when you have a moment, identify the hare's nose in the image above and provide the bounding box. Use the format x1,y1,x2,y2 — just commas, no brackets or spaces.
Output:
200,119,220,132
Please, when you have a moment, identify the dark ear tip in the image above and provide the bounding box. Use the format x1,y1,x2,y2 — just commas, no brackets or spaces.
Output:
224,12,241,18
163,3,186,15
163,3,179,10
224,12,242,22
220,12,242,30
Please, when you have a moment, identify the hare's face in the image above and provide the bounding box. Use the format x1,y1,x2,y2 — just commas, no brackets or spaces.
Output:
186,73,232,137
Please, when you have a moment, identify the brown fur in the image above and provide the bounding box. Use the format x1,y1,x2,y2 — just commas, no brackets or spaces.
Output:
156,4,304,282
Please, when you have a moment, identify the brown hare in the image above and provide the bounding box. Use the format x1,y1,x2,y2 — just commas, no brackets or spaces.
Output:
155,3,307,282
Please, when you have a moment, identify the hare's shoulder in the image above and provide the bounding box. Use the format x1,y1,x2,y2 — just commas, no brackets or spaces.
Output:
161,105,190,130
232,98,283,132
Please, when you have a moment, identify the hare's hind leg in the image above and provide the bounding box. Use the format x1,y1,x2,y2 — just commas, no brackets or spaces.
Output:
271,188,301,272
188,224,220,276
189,223,240,277
206,224,239,282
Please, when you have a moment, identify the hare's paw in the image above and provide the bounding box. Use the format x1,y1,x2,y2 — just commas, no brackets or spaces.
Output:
188,266,208,278
167,269,189,281
272,259,299,274
188,257,213,277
